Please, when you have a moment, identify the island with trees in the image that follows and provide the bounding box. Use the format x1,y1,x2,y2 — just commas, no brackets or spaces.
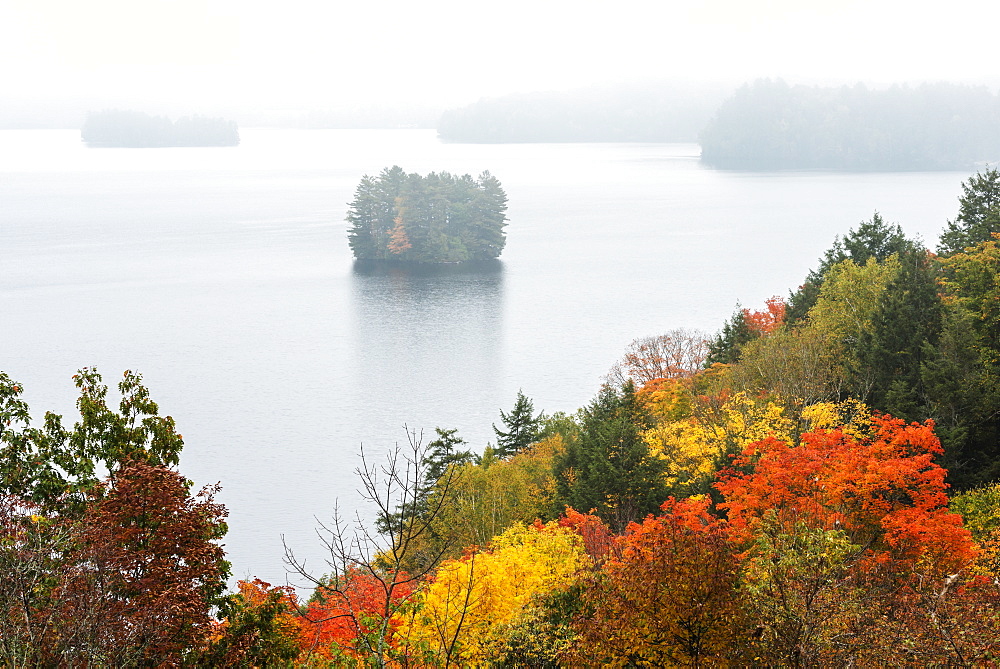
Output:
4,168,1000,664
346,166,508,263
81,110,240,147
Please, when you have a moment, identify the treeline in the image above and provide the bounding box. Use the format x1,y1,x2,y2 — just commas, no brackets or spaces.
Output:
437,82,728,143
3,169,1000,664
700,80,1000,170
346,166,508,263
438,79,1000,171
81,110,240,147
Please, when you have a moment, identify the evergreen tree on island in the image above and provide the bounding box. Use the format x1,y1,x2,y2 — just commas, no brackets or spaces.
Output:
347,166,508,263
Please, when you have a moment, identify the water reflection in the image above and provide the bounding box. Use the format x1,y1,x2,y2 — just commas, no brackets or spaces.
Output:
348,261,506,448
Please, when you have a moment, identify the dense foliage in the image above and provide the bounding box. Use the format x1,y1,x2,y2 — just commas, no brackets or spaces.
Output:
346,166,508,263
700,80,1000,169
0,370,229,665
81,110,240,147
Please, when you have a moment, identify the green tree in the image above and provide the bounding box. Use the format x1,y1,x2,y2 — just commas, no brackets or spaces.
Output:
375,427,476,535
853,248,942,418
346,166,407,261
925,236,1000,486
787,212,918,323
553,383,667,532
493,390,544,458
0,368,184,514
938,168,1000,256
706,307,755,365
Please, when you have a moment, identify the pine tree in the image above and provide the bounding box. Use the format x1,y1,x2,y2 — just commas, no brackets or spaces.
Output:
786,212,917,324
493,391,543,459
938,168,1000,256
374,427,476,535
553,383,667,532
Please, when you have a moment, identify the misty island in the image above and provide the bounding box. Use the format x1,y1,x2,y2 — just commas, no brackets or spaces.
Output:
81,110,240,148
347,166,508,263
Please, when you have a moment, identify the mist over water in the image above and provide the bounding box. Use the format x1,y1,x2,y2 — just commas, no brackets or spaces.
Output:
1,128,968,587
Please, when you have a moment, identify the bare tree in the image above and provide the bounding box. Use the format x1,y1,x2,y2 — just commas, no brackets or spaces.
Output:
606,329,710,387
284,428,462,666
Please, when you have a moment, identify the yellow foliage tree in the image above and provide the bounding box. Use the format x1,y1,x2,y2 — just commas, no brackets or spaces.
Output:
642,392,795,494
395,521,585,664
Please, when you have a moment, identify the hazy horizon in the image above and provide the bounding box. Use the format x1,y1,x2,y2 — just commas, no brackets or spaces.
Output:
3,0,999,128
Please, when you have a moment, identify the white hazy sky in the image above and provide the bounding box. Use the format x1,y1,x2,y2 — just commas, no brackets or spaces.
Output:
2,0,999,112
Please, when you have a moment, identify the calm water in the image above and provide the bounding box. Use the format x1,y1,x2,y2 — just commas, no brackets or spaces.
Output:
1,128,968,587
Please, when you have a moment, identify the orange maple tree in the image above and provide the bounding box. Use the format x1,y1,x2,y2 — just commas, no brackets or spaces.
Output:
302,567,417,660
573,497,743,665
716,414,976,576
742,295,786,337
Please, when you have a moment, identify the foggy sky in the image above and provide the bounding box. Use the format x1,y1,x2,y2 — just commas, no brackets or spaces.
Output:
3,0,999,118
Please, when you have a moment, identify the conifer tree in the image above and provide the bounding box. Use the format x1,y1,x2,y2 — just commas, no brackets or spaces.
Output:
553,383,667,532
493,391,543,459
938,167,1000,256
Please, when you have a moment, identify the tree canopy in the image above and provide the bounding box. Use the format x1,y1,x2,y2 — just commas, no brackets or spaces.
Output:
347,166,508,263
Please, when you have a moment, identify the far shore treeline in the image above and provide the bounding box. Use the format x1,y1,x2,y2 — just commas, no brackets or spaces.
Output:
436,80,1000,171
346,166,508,264
81,110,240,148
3,168,1000,664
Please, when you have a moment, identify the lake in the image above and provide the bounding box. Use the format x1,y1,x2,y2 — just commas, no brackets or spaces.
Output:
0,128,969,588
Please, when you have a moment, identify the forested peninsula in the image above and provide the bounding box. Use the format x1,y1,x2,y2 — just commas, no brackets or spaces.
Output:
346,166,508,263
436,79,1000,171
4,169,1000,664
700,80,1000,170
81,110,240,147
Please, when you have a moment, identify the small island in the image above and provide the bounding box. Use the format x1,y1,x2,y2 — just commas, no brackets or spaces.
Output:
346,166,508,263
81,110,240,148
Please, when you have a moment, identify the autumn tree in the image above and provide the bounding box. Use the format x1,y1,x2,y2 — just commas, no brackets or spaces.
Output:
706,298,786,366
717,414,974,572
284,429,460,664
714,414,978,662
196,579,306,666
0,370,230,665
0,463,229,666
641,391,796,498
573,497,744,666
608,329,710,386
396,521,586,665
